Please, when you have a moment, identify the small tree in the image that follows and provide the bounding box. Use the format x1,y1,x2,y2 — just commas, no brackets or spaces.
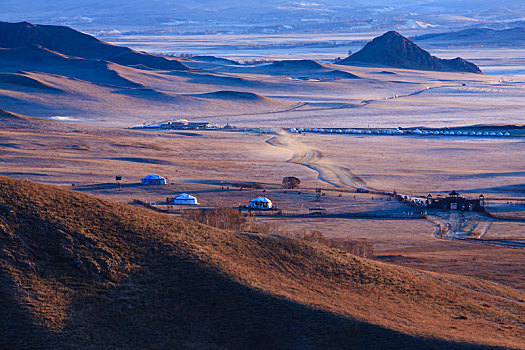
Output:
282,176,301,189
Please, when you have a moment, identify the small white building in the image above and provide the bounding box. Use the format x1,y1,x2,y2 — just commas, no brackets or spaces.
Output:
141,174,167,185
171,193,198,205
248,197,273,210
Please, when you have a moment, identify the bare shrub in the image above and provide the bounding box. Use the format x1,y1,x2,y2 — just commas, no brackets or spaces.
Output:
293,230,328,245
230,182,264,189
183,209,374,258
182,207,247,230
329,238,375,259
182,207,284,234
286,230,374,258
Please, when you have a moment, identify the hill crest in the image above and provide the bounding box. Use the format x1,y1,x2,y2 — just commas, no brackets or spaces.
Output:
413,27,525,47
0,21,188,71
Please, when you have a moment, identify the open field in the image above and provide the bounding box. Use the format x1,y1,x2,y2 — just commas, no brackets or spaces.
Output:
103,32,381,61
288,132,525,195
1,113,524,299
2,33,525,128
1,24,525,347
1,175,525,349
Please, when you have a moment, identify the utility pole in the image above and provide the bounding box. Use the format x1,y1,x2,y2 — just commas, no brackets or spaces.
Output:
315,187,322,202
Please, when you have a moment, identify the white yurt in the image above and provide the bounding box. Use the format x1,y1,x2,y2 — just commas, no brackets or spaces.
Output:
141,174,167,185
172,193,198,205
248,197,273,210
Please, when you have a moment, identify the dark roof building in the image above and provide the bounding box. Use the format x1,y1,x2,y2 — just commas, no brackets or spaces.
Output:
426,192,485,211
160,121,209,129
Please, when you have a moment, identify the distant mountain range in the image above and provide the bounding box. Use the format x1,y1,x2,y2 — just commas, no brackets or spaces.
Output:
0,21,188,71
413,27,525,47
3,0,525,35
339,31,482,74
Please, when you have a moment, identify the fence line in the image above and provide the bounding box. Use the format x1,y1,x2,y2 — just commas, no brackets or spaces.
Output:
131,199,422,219
482,208,525,221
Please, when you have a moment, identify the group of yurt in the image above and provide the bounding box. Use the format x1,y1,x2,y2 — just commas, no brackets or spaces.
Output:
141,174,198,205
141,174,274,209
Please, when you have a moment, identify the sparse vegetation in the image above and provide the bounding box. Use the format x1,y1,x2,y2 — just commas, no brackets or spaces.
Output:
182,207,283,234
182,206,248,230
2,18,525,349
285,230,375,258
230,182,264,189
1,175,524,349
184,208,378,259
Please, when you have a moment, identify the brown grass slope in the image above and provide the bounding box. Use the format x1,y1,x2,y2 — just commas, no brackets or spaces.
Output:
0,176,523,349
0,72,63,92
0,109,54,128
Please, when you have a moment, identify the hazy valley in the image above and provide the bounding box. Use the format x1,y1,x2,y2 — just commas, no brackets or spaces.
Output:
1,5,525,349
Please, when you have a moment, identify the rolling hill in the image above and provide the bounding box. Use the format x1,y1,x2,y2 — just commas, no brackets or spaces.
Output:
0,21,188,71
0,21,307,125
0,175,523,349
339,31,482,74
413,27,525,47
226,59,360,80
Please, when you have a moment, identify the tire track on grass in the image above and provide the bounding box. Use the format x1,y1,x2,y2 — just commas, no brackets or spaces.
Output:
266,131,367,189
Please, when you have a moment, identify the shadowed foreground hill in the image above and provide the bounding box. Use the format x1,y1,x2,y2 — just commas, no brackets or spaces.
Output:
0,176,523,349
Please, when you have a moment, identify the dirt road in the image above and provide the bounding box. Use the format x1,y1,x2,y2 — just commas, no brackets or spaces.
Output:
428,211,492,239
266,131,367,189
424,211,525,248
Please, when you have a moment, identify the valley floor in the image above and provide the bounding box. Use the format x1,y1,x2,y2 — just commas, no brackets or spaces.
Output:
1,115,524,295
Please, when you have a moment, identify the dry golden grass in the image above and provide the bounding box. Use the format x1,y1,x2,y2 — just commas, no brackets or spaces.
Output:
0,176,524,349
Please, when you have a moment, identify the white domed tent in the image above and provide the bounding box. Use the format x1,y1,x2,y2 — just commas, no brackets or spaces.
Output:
172,193,198,205
248,197,273,210
141,174,166,185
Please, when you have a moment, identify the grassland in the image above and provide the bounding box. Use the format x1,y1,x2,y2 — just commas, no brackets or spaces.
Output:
2,36,525,348
1,176,524,349
1,111,524,296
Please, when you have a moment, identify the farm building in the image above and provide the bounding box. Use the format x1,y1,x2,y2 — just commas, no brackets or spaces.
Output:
248,197,273,210
141,174,167,185
160,121,209,130
170,193,198,205
426,191,484,211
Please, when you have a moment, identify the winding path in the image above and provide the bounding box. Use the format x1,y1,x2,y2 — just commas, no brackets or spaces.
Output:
266,131,367,189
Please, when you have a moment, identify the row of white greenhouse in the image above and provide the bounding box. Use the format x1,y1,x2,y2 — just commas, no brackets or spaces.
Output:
288,128,404,135
412,129,511,137
288,127,511,137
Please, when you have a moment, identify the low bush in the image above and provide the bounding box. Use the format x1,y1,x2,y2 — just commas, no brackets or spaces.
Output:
183,209,374,258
